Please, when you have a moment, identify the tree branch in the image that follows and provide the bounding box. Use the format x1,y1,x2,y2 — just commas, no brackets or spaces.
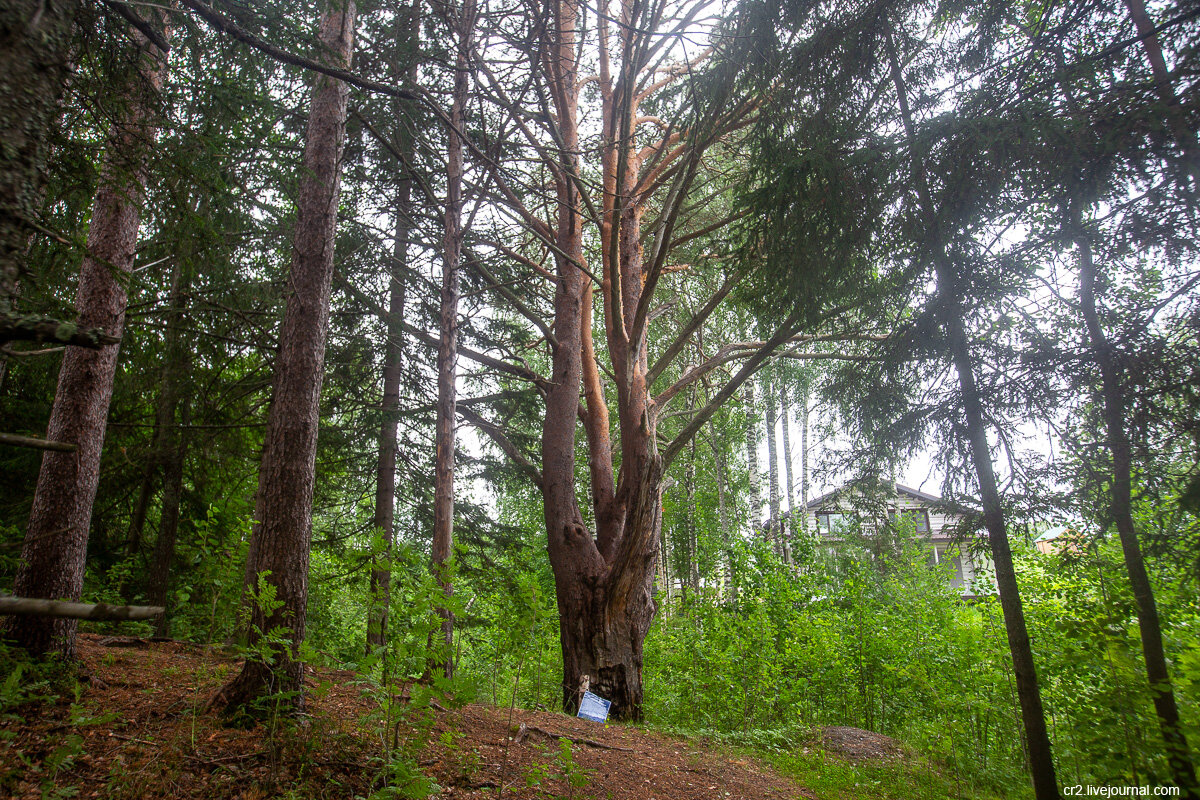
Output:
0,312,120,348
176,0,420,100
0,432,77,452
647,269,741,385
457,406,543,490
102,0,171,53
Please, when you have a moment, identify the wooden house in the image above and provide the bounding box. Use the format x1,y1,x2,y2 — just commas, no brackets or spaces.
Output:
804,482,996,598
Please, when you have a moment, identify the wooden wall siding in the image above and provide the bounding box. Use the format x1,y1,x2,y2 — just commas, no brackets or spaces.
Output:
808,485,997,596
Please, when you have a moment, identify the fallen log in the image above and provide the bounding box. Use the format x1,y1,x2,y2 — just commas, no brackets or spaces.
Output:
512,723,635,752
0,597,163,620
0,432,77,452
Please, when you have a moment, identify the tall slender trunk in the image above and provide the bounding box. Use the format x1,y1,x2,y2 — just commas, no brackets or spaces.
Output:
148,394,190,638
710,433,735,598
367,3,419,652
126,445,157,556
744,385,761,530
780,381,795,561
7,16,169,659
430,0,474,680
1122,0,1198,187
127,248,194,559
367,198,410,654
685,390,700,594
799,379,809,510
146,254,193,637
765,375,781,552
1074,220,1198,798
886,33,1060,800
219,0,355,712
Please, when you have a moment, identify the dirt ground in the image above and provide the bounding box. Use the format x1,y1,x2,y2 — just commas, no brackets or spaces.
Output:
1,634,833,799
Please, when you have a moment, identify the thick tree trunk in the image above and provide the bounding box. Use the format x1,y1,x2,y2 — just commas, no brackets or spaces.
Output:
220,0,355,712
886,34,1060,800
553,455,663,718
0,0,80,312
1075,225,1198,798
6,18,168,659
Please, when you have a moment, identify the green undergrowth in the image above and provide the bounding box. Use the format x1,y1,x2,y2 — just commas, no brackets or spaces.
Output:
763,746,1012,800
654,723,1018,800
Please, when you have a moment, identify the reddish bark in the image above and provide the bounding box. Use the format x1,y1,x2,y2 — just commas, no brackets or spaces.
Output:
220,0,355,711
7,18,169,659
535,0,679,720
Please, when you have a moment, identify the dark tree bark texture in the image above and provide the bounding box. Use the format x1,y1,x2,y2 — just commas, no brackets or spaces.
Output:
1075,223,1198,799
0,0,81,311
7,19,168,659
367,0,419,656
220,0,355,712
886,34,1060,800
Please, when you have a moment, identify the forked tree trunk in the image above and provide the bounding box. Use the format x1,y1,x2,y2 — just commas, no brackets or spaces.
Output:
550,456,664,717
535,0,761,720
1075,223,1199,799
220,0,355,712
7,17,169,659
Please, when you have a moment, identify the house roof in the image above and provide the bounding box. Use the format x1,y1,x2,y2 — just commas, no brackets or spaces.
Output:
805,482,944,510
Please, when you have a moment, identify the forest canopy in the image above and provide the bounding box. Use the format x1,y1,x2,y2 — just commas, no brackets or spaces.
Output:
1,0,1198,798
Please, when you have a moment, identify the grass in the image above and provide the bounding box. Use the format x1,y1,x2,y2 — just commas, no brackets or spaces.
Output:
760,745,1020,800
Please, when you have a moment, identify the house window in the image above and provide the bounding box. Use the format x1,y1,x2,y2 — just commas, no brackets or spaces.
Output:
894,508,930,534
816,512,850,536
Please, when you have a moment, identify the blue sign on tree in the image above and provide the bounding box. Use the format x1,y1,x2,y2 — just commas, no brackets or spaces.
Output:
577,691,611,723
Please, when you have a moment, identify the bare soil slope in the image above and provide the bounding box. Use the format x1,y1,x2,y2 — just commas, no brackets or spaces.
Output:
1,634,819,799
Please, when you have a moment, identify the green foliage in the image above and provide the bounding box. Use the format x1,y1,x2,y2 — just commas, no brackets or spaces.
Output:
643,519,1200,796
